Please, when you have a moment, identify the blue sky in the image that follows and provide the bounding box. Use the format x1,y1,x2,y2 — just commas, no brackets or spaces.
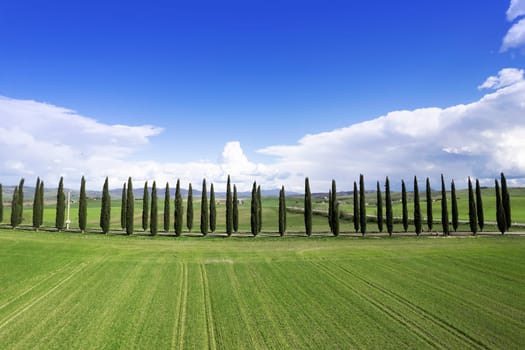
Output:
1,1,525,191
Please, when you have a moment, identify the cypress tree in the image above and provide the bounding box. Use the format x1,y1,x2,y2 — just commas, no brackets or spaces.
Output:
331,179,337,234
11,186,19,228
200,179,208,236
376,181,383,233
359,174,366,236
209,183,216,233
33,177,41,229
233,185,239,233
17,178,24,226
468,177,477,235
100,177,111,234
426,177,433,232
164,182,170,232
38,180,44,227
328,189,333,233
414,176,422,235
257,185,262,234
187,183,193,232
401,180,408,232
250,182,258,236
142,181,149,231
304,177,312,236
126,177,134,235
226,175,233,236
121,182,127,230
150,181,158,235
279,185,286,236
501,173,511,229
79,176,87,233
56,177,65,231
353,181,359,232
0,184,3,222
451,180,458,232
475,179,484,232
174,179,183,236
495,179,506,234
441,174,449,236
385,177,393,236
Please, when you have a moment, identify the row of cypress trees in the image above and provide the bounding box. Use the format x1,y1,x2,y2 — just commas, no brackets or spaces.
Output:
1,173,513,236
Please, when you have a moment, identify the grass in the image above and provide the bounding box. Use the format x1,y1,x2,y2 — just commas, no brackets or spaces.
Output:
0,230,523,348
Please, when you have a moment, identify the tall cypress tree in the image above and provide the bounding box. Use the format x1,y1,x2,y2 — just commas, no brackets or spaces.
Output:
468,177,477,235
414,176,422,236
33,177,41,229
38,180,44,227
78,176,87,233
475,179,484,232
385,177,393,236
164,182,170,232
425,177,433,232
126,177,134,235
250,182,258,236
121,182,127,230
328,189,333,233
441,174,449,236
304,177,312,236
451,180,458,232
226,175,233,236
0,184,3,223
495,179,506,234
100,177,111,234
401,180,408,232
142,181,149,231
233,185,239,233
331,179,337,234
257,185,262,234
17,178,24,226
174,179,183,236
376,181,383,233
359,174,366,236
187,183,193,232
353,181,359,232
150,181,158,236
11,186,19,228
279,185,287,236
209,183,216,233
56,177,65,230
501,173,511,229
200,179,208,236
142,181,150,232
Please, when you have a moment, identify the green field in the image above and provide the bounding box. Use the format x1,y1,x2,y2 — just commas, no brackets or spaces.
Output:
0,230,523,349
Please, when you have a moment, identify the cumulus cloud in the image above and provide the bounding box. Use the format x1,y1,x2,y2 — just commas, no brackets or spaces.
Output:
502,18,525,52
259,68,525,190
478,68,524,89
507,0,525,21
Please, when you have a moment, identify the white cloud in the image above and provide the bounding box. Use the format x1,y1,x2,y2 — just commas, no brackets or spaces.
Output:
501,18,525,51
478,68,524,89
2,67,525,193
259,68,525,191
507,0,525,21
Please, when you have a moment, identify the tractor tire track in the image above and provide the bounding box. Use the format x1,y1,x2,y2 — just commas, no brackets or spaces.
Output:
200,263,217,350
0,261,90,331
335,263,489,350
313,261,444,349
171,261,188,350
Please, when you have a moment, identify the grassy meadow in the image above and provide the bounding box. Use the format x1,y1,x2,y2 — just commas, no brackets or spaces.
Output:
0,230,523,349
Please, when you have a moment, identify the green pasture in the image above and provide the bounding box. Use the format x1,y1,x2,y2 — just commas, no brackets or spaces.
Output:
0,230,523,349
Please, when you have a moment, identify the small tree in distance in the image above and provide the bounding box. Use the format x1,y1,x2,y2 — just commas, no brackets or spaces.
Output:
100,177,111,234
174,179,183,236
164,182,170,232
401,180,408,232
150,181,158,236
187,183,193,232
376,181,383,233
142,181,149,231
121,182,127,230
413,176,422,236
451,180,458,232
441,174,449,236
495,179,506,234
468,177,477,235
426,177,433,233
200,179,208,236
126,177,134,235
304,177,312,237
79,176,87,233
56,177,65,231
353,181,359,233
385,177,393,236
209,183,216,233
